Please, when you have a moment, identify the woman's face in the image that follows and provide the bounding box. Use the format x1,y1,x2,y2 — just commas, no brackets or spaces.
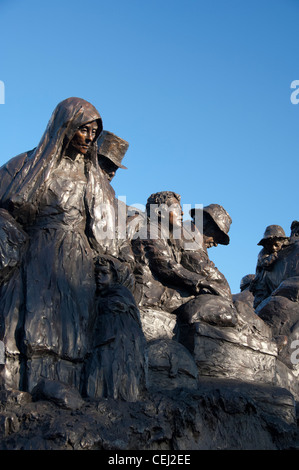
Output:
70,120,98,154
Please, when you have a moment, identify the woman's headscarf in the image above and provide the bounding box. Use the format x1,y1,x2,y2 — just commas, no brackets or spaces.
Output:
4,97,102,208
0,97,118,254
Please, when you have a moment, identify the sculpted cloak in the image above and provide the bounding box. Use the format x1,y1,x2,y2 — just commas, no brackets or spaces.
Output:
0,97,117,391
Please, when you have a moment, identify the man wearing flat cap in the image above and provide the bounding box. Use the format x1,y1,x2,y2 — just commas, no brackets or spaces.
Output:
181,203,233,302
97,130,129,182
96,130,138,269
190,204,232,250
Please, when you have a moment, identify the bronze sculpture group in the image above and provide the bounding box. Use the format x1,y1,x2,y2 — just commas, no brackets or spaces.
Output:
0,97,299,404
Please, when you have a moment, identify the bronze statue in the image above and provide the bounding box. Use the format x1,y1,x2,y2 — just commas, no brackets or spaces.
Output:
173,202,237,353
132,191,211,313
232,274,255,308
83,255,147,401
131,192,237,360
2,96,299,450
0,98,138,395
183,204,233,300
250,225,289,308
97,130,128,182
190,203,232,249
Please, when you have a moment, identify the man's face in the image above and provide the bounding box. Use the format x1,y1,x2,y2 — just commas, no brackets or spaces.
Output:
203,219,221,248
168,199,183,228
98,156,118,181
70,120,98,155
263,239,284,253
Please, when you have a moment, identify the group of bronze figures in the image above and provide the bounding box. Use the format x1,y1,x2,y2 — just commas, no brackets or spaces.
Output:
0,97,298,403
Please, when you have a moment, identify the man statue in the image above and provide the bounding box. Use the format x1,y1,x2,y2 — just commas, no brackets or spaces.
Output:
250,225,289,308
132,193,237,356
97,130,129,182
190,203,232,249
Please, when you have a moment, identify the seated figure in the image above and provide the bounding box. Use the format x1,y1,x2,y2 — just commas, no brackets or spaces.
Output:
132,194,233,311
250,225,289,308
182,204,233,301
251,222,299,370
132,192,237,357
132,191,203,312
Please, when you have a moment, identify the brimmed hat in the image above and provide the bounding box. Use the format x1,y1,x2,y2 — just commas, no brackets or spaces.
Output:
257,225,287,246
97,130,129,169
190,204,232,245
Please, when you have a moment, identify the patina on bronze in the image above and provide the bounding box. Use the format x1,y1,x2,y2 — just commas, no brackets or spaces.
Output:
1,97,299,450
0,97,145,400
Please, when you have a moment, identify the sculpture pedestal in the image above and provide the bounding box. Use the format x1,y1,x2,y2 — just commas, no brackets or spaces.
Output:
191,321,277,385
140,303,299,402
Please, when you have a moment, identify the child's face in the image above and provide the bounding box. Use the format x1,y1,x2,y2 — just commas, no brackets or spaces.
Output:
96,265,113,293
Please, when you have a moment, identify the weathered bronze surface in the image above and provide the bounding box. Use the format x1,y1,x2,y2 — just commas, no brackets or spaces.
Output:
0,97,299,450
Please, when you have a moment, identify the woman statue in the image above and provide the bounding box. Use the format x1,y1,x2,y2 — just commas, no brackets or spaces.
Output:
0,97,120,393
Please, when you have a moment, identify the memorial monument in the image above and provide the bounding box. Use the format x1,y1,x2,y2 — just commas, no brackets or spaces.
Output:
0,97,298,450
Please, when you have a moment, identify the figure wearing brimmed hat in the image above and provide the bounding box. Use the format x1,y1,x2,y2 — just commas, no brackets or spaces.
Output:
258,225,288,251
96,130,138,263
185,203,233,301
97,130,129,182
133,192,236,324
255,225,288,269
190,204,232,250
250,225,289,308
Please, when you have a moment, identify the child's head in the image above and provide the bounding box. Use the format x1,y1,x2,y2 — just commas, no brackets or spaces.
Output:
94,255,134,293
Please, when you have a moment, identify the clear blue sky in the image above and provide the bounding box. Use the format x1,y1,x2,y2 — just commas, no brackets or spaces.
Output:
0,0,299,293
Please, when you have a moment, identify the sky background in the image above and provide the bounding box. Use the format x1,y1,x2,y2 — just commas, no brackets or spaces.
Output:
0,0,298,294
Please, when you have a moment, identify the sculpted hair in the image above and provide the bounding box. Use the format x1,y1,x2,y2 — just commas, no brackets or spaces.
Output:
146,191,181,216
